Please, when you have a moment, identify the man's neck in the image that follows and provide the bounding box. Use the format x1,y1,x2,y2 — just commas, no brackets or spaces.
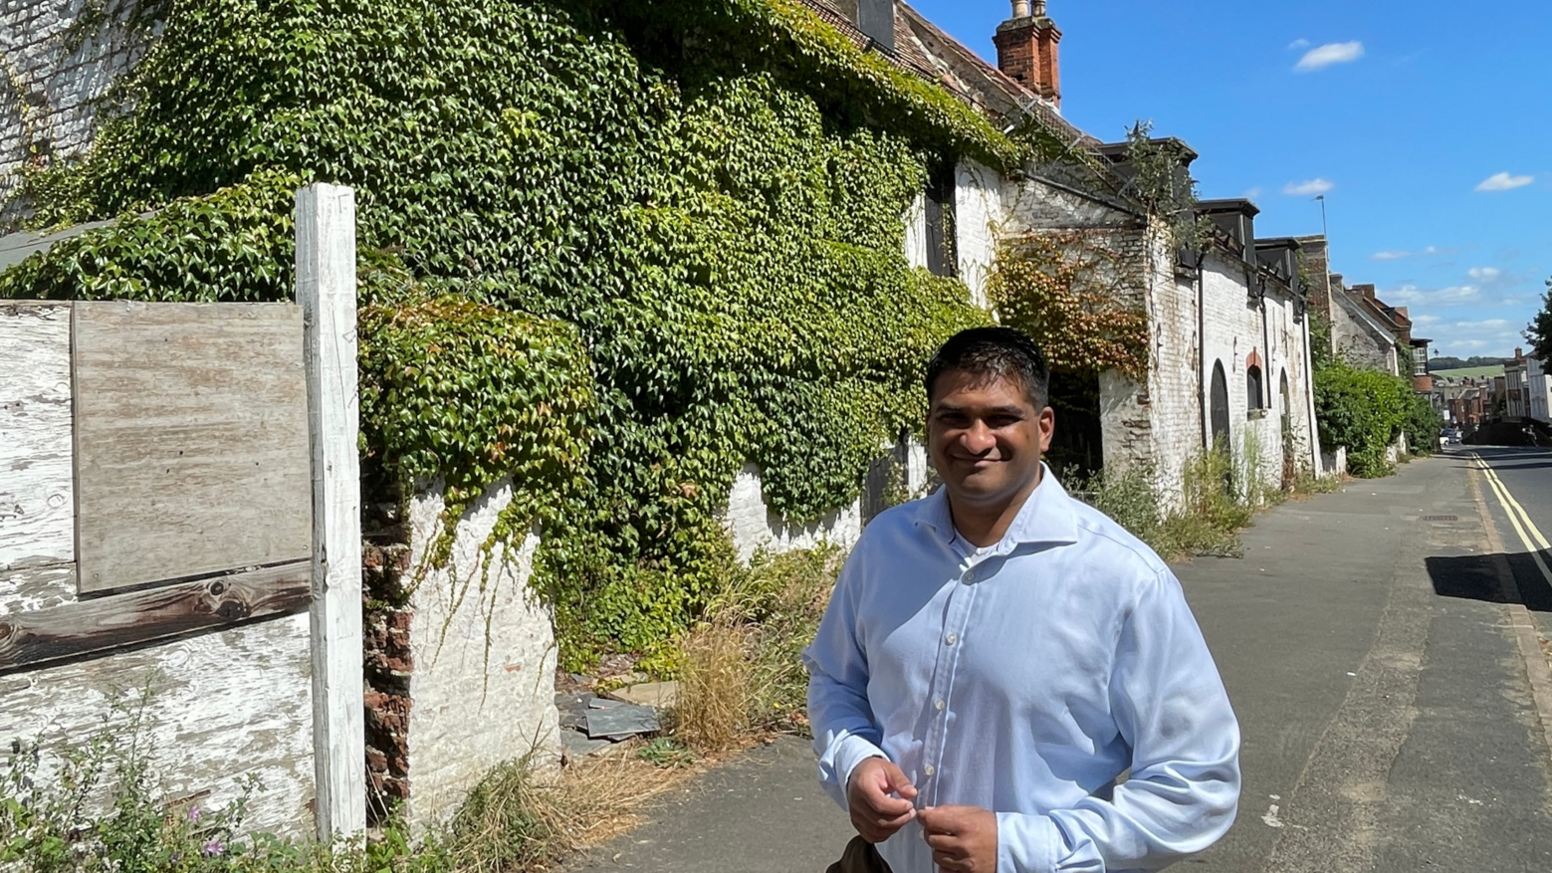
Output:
948,467,1042,548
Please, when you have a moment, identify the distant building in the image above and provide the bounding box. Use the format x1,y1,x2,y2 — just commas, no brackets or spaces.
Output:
1506,349,1530,420
1528,354,1549,424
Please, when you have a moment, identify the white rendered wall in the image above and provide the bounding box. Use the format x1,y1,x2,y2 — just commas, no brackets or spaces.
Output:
406,478,560,826
724,463,863,563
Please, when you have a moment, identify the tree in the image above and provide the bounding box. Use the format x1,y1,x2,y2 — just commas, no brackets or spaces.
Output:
1526,277,1552,362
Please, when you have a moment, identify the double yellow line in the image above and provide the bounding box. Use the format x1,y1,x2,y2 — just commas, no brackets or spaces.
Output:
1472,452,1552,587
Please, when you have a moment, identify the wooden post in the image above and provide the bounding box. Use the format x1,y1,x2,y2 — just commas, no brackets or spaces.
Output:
296,183,366,838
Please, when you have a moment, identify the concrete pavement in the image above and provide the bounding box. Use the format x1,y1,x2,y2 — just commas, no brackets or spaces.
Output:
566,454,1552,872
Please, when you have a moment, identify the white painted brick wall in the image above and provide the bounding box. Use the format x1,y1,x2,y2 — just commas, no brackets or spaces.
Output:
1,0,159,224
1198,251,1283,495
406,478,560,827
1140,223,1203,508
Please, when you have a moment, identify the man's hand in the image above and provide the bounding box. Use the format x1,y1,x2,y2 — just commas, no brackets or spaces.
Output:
918,805,998,873
846,757,918,843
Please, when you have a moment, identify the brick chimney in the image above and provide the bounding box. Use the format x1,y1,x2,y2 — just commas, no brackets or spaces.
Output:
993,0,1061,106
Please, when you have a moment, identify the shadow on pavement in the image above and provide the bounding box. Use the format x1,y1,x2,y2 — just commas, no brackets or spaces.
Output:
1427,552,1552,612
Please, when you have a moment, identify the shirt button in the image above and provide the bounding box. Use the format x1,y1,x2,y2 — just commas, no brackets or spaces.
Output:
945,633,958,646
934,698,946,711
963,569,975,583
923,764,936,777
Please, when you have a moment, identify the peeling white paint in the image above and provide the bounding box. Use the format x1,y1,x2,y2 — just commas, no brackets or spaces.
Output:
0,614,315,837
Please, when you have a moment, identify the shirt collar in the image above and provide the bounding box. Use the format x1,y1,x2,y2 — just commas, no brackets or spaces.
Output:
913,463,1081,554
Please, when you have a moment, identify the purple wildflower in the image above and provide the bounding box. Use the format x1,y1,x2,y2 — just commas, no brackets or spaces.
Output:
202,839,224,857
188,806,201,822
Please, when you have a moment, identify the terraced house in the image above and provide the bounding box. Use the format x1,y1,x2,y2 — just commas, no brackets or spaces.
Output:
2,0,1332,836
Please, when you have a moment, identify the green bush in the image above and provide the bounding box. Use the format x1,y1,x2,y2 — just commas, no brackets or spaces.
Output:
1402,391,1444,457
1314,360,1411,477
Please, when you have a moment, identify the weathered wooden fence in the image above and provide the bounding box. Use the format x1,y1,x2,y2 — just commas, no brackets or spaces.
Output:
0,183,364,839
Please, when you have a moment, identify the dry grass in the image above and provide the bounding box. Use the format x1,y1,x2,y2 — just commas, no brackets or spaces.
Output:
436,743,701,872
669,545,842,754
671,618,753,754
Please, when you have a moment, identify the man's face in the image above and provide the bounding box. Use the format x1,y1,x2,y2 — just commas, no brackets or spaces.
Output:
927,369,1055,511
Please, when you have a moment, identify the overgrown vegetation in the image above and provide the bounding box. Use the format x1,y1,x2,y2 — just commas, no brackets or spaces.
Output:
988,234,1150,380
1313,359,1437,477
0,0,1027,667
1065,443,1262,561
1,694,695,873
670,545,842,752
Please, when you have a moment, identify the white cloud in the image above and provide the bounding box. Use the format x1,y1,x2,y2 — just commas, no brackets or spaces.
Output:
1284,178,1334,196
1476,172,1534,192
1244,187,1263,199
1295,41,1365,72
1372,250,1411,261
1288,38,1311,50
1383,284,1481,306
1430,318,1525,357
1468,267,1502,281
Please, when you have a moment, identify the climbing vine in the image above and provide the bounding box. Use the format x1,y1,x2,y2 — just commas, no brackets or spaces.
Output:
987,233,1150,380
0,0,1004,666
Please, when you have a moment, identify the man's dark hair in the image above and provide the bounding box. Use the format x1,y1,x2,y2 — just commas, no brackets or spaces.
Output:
925,327,1050,410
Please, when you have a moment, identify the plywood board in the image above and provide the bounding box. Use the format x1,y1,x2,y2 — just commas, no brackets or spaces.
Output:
0,559,310,672
72,301,312,593
0,302,74,573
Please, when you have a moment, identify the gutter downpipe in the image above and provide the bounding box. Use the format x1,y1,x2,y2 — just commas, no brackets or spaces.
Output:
1195,246,1209,450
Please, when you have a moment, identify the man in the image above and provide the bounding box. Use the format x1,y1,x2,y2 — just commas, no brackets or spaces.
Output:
805,327,1240,873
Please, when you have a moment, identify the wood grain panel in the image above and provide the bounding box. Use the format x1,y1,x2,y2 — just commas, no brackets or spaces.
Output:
0,560,310,672
72,301,312,593
0,302,74,572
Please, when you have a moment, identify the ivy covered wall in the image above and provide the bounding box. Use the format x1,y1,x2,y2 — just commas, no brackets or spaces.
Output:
0,0,1016,664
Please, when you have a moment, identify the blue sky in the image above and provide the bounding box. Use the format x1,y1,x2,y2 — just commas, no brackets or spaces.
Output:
908,0,1552,359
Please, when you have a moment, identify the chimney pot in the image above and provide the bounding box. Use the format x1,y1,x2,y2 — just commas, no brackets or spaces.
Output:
994,2,1061,105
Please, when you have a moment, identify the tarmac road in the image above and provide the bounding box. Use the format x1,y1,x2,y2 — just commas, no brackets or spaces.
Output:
567,454,1552,873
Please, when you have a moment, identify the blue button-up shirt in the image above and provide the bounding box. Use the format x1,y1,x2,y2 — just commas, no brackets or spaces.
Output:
804,470,1240,873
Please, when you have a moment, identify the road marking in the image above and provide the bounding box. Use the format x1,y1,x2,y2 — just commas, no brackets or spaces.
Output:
1465,462,1552,771
1472,453,1552,586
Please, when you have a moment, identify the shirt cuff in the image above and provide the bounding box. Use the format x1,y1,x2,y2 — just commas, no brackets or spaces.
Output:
829,734,889,811
996,811,1063,873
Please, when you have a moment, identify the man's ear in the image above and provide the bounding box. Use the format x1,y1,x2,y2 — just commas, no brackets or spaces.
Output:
1038,406,1056,453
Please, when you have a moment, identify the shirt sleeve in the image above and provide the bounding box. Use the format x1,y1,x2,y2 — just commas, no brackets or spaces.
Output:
803,548,889,811
996,568,1242,873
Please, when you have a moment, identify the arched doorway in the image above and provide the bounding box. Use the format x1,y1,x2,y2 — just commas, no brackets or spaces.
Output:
1280,369,1294,485
1209,360,1230,449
